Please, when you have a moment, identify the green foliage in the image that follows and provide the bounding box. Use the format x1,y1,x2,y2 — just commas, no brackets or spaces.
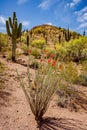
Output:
75,60,87,86
21,43,29,55
55,44,67,60
0,62,6,89
81,60,87,71
6,12,22,61
0,33,8,53
31,48,41,58
0,62,5,73
60,62,79,84
66,37,87,62
76,74,87,86
21,35,26,43
32,26,44,34
31,38,46,49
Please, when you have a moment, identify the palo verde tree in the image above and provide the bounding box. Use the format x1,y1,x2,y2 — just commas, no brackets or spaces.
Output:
6,12,22,61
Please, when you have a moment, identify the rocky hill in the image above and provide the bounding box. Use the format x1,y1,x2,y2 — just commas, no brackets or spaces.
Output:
27,24,81,47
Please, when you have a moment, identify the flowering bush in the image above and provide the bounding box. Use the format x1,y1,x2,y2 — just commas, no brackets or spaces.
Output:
65,37,87,62
31,38,46,49
18,50,61,125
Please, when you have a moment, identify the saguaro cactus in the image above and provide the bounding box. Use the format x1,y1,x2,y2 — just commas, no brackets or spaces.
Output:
6,12,22,61
65,28,71,42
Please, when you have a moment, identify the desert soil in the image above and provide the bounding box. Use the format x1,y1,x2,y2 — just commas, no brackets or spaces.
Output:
0,56,87,130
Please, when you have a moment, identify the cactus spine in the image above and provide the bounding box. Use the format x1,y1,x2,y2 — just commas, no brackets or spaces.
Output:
6,12,22,61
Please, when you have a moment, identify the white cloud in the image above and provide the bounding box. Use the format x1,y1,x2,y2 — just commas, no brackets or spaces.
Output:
75,6,87,16
75,6,87,29
0,16,6,24
46,22,52,25
38,0,59,10
66,0,81,8
38,0,52,10
77,12,87,22
17,0,28,5
22,21,30,26
79,22,87,28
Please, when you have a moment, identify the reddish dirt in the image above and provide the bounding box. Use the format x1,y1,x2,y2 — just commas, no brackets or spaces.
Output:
0,56,87,130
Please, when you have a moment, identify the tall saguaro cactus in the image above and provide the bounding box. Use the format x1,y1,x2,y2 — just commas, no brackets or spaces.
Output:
6,12,22,61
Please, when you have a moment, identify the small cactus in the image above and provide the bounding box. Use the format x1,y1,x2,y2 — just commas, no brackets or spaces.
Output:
26,35,29,47
6,12,22,61
65,28,71,42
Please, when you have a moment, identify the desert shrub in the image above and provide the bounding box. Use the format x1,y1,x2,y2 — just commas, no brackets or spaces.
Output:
81,60,87,71
0,62,6,88
21,43,29,55
75,60,87,86
44,47,56,58
17,54,60,125
0,62,5,73
57,84,87,111
76,74,87,86
65,37,87,62
21,35,26,43
31,48,41,58
32,27,44,34
31,38,46,49
0,33,8,53
55,44,67,60
59,62,79,84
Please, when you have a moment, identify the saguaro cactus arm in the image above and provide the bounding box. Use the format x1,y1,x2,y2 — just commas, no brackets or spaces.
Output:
17,23,22,38
6,20,12,36
9,17,13,29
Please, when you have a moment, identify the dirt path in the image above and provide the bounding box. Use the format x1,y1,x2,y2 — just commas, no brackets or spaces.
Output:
0,57,87,130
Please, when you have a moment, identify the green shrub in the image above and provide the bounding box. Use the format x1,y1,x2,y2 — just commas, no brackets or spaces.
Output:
31,38,46,49
0,62,6,88
32,27,44,34
0,62,5,73
21,43,29,55
76,74,87,86
81,60,87,71
0,33,8,53
65,37,87,62
60,62,79,84
21,35,26,43
55,44,67,60
31,48,41,58
75,60,87,86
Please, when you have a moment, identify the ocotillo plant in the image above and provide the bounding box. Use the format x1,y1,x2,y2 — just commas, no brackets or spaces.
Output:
6,12,22,61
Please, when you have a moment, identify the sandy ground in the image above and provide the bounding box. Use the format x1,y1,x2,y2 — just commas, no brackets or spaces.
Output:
0,56,87,130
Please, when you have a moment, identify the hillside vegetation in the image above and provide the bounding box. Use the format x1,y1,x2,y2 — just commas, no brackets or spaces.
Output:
28,24,81,47
0,23,87,125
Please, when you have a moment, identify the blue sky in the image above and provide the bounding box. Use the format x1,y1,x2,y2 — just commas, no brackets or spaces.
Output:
0,0,87,35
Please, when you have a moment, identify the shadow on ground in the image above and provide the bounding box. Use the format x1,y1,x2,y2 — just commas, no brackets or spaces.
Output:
0,90,11,106
39,117,87,130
